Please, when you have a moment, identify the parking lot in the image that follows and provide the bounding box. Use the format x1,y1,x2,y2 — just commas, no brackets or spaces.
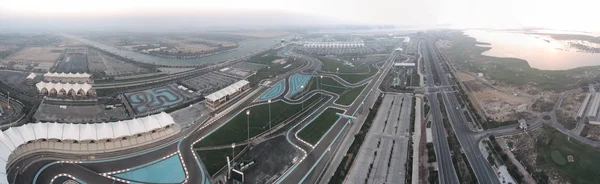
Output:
55,53,89,73
180,72,238,95
34,103,130,123
87,49,150,76
347,93,413,184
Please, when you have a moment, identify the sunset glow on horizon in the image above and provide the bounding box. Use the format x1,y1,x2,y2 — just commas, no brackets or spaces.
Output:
2,0,599,32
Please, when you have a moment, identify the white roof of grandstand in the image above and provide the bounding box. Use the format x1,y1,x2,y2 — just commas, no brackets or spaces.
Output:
43,72,91,78
36,81,93,93
205,80,249,101
26,73,36,79
0,112,176,183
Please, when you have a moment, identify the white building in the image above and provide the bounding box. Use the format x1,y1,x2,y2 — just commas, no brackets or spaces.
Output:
205,80,250,111
590,121,600,125
577,92,592,118
25,73,36,86
394,63,416,67
497,165,517,184
36,81,95,97
587,92,600,118
303,41,366,48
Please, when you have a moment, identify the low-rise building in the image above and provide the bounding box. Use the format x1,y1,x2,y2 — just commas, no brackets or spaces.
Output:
25,73,36,86
205,80,250,111
36,81,96,97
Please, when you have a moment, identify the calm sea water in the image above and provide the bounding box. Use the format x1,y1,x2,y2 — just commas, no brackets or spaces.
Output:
68,35,294,66
465,30,600,70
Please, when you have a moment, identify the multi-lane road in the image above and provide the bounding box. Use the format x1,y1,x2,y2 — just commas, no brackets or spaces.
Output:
276,51,399,184
421,37,501,184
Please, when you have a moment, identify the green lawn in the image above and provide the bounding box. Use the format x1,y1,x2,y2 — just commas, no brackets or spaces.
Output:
537,128,600,183
246,48,303,85
307,77,348,95
196,146,245,176
318,56,370,73
297,108,344,145
304,77,367,106
336,73,373,83
335,84,366,105
195,95,319,147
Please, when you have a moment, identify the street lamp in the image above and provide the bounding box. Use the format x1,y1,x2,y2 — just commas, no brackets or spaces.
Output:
268,99,272,130
246,110,250,142
300,85,305,110
320,75,323,99
231,143,236,159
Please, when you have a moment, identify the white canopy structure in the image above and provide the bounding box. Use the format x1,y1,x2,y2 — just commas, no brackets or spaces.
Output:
36,81,93,96
0,112,176,183
303,41,366,48
205,80,250,102
26,73,36,80
43,72,91,79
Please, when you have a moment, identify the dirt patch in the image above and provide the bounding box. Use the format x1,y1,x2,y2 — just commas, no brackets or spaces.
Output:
558,90,587,118
532,98,556,113
457,71,476,81
7,47,63,63
584,125,600,141
465,79,533,121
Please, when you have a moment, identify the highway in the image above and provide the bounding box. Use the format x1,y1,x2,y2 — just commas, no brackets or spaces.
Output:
423,38,500,184
420,39,460,184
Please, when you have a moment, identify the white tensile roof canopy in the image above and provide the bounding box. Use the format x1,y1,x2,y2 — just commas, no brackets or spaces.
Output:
0,112,176,184
43,72,91,78
205,80,249,101
36,81,93,93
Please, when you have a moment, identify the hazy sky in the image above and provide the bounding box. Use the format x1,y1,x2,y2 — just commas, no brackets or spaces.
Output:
1,0,599,32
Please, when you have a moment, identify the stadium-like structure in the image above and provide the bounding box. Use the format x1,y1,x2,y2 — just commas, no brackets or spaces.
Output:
0,112,176,183
303,41,366,48
35,81,94,97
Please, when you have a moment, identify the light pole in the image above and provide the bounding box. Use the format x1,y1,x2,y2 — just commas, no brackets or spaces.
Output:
268,99,272,130
246,110,250,142
300,85,304,110
231,143,236,159
320,75,323,99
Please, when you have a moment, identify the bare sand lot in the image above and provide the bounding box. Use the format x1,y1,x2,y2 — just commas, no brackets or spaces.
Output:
7,47,63,63
464,79,533,121
457,71,476,81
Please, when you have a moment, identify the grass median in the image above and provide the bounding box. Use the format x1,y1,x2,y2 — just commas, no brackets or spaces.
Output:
195,95,320,147
297,108,344,145
335,84,366,106
195,146,246,176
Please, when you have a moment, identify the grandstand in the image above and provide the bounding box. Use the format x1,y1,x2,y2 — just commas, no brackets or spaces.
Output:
303,41,366,48
0,112,175,184
43,72,92,84
36,81,96,97
205,80,250,111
